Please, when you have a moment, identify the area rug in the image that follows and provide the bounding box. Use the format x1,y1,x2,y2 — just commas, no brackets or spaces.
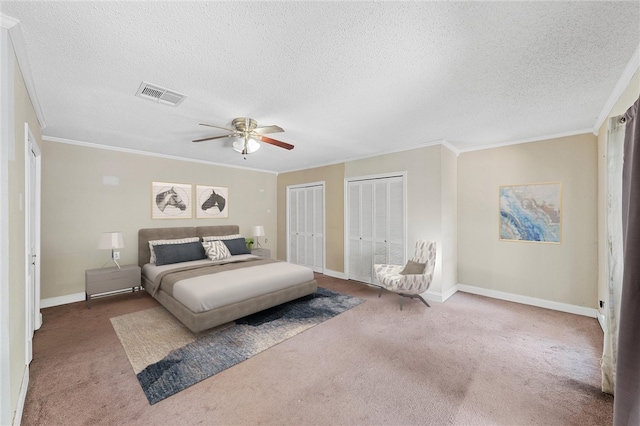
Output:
110,287,363,404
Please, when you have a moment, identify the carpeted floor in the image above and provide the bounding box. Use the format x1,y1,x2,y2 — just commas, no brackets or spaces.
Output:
111,287,363,404
21,274,612,425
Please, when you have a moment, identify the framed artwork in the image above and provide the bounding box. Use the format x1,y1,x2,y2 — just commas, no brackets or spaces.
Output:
499,182,561,243
196,185,229,219
151,181,192,219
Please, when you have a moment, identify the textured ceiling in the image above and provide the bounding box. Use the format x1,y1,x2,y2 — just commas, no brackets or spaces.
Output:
2,1,639,173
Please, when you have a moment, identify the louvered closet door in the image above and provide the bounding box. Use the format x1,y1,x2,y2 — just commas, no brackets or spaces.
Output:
380,177,404,266
348,176,404,284
288,189,299,264
348,180,374,283
288,185,324,272
310,186,324,271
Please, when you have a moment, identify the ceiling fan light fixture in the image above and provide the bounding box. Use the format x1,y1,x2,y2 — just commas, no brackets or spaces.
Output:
232,138,261,154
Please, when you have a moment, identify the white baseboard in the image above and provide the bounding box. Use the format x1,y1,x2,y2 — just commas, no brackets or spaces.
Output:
322,269,346,280
424,284,459,303
456,283,598,318
40,292,84,309
13,366,28,426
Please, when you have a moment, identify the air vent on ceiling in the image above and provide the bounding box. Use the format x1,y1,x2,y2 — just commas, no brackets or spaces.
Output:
135,81,186,107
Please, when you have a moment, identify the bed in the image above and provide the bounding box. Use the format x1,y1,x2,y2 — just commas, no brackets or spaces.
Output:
138,225,317,334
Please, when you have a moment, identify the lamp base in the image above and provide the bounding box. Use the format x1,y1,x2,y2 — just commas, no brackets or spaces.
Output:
101,253,121,269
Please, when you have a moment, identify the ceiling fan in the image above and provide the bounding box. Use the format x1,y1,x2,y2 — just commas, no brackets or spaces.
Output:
192,117,294,158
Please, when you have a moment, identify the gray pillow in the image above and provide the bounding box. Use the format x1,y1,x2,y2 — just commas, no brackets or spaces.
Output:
400,260,426,275
154,241,206,266
222,238,251,255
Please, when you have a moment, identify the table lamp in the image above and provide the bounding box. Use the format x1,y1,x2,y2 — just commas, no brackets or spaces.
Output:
98,231,124,269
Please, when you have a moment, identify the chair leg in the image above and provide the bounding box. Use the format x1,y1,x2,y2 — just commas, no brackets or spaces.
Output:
397,293,431,309
416,295,431,308
378,286,384,298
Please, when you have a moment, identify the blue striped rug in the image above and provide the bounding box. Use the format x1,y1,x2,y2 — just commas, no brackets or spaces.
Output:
111,287,363,404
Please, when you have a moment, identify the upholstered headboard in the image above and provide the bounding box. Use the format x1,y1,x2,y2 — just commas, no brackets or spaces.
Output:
138,225,240,267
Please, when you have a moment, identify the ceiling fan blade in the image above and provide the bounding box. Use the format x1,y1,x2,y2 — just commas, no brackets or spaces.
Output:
253,125,284,135
192,134,235,143
199,123,236,132
257,135,294,150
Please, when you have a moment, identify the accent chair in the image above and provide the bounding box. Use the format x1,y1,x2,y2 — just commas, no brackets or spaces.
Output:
374,240,436,310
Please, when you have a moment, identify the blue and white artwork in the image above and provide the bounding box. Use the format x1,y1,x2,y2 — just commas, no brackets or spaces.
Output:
499,183,561,243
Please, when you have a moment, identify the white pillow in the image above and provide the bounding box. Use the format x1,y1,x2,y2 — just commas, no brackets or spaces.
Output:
202,240,231,260
202,234,243,242
149,237,200,264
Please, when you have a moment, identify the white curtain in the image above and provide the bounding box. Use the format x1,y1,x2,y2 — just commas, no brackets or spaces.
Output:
601,115,625,394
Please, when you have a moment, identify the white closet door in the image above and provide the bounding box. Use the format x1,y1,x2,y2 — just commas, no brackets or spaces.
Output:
288,189,299,264
348,182,363,280
360,182,374,281
311,186,324,271
387,177,405,265
287,184,324,272
297,189,307,266
374,179,389,266
347,176,405,284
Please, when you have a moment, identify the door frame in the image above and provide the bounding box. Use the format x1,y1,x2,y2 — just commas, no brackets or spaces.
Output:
24,123,41,364
285,181,326,272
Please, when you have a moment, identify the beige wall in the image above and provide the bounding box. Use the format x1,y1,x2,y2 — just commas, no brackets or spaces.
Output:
9,51,42,421
458,134,598,308
597,69,640,317
277,163,345,272
40,141,278,300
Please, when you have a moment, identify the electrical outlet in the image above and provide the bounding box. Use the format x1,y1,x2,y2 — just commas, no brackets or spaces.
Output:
599,300,604,308
113,251,120,260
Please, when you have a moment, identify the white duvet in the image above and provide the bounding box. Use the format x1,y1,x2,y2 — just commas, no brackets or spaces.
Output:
142,255,314,313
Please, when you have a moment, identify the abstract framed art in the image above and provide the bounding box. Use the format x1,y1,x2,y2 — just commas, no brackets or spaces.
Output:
151,181,192,219
499,182,561,243
196,185,229,219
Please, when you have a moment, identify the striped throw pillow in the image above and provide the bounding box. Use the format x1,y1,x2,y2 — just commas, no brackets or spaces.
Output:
202,240,231,261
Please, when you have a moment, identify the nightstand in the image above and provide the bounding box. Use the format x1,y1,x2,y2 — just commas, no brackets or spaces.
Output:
85,264,141,308
251,248,271,258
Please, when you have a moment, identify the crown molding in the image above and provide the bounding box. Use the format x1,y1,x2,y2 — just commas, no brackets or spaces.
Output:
456,128,594,153
0,14,19,29
279,139,454,174
42,135,279,175
593,44,640,134
1,14,46,129
440,140,461,156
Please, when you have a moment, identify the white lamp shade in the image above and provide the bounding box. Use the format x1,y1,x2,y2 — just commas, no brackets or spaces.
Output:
252,226,265,237
97,232,124,249
233,138,261,154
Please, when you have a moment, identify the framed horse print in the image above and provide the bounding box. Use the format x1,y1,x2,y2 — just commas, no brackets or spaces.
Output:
151,181,193,219
196,185,229,219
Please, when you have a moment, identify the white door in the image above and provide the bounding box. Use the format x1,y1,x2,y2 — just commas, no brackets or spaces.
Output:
348,180,374,283
347,175,405,284
373,177,404,266
287,183,325,272
25,126,41,365
310,185,324,271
